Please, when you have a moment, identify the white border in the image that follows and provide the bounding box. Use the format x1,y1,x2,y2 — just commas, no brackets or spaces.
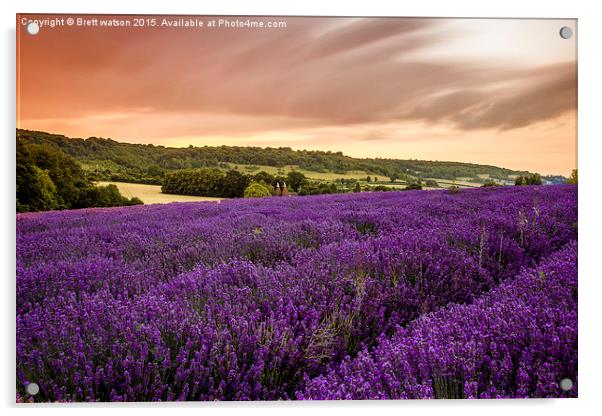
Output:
2,1,601,415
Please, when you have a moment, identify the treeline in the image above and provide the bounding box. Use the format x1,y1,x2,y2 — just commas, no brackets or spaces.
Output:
17,129,535,183
162,169,309,198
162,169,249,198
515,173,543,186
162,168,431,198
17,142,142,213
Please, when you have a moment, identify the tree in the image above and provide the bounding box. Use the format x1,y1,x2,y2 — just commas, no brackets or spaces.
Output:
26,143,90,207
366,176,372,183
528,173,542,185
389,172,399,183
16,141,140,212
146,165,165,178
515,173,542,186
566,169,578,184
222,169,251,198
16,164,61,212
33,167,61,209
161,168,225,197
16,142,54,212
286,171,307,193
254,171,276,186
243,181,273,198
353,182,362,193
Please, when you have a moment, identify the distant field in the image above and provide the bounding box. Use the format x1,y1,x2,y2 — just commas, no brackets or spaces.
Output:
96,181,223,204
423,178,480,188
229,163,372,181
232,164,484,187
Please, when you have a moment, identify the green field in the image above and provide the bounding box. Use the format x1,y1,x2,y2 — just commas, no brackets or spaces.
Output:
96,181,223,204
228,163,373,181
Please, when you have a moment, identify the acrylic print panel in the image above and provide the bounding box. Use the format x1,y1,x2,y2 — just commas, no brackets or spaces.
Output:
15,15,577,402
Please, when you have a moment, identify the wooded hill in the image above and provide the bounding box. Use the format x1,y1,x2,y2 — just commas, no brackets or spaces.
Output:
16,140,142,212
17,129,534,185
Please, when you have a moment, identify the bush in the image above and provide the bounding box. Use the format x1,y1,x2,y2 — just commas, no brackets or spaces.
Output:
371,185,393,192
75,185,143,208
129,197,143,205
404,183,423,191
244,181,273,198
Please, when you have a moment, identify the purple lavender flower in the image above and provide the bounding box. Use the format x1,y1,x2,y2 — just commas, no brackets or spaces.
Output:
16,185,577,401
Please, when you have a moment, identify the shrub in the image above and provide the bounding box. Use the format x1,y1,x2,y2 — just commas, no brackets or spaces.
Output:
404,183,423,191
75,185,143,208
244,181,273,198
448,185,460,194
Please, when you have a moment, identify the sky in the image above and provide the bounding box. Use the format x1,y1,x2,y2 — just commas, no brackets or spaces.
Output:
17,15,577,175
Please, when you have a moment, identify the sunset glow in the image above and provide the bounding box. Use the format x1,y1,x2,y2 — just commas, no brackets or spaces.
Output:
17,15,577,175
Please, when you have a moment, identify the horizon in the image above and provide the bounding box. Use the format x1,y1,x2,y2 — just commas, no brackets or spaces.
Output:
19,128,562,176
17,15,577,176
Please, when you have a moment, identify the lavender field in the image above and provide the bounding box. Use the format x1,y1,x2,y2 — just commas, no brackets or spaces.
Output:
16,185,578,401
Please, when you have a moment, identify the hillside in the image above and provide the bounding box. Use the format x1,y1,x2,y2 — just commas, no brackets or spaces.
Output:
16,129,534,185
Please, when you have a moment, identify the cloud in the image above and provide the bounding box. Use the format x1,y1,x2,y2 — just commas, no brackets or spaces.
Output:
18,16,576,135
407,62,576,130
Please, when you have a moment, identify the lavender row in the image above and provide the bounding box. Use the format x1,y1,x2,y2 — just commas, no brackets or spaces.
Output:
300,240,578,399
17,186,576,315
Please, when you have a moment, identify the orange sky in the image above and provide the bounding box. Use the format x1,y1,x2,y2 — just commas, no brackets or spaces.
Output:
17,15,577,175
